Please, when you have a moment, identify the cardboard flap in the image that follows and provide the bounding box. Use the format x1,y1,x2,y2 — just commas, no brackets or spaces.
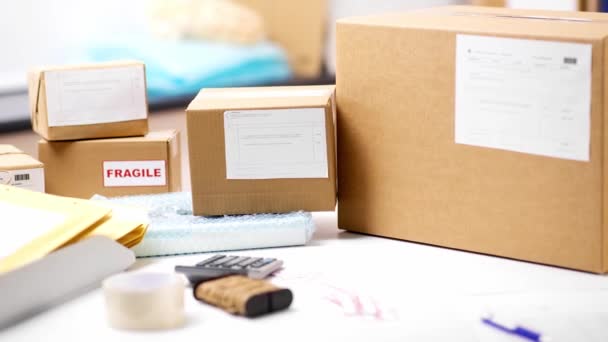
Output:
0,145,24,156
448,11,606,23
27,70,42,122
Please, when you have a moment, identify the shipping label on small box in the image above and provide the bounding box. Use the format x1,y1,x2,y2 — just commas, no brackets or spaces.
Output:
0,168,45,193
0,145,45,193
44,66,147,127
223,108,329,179
28,61,149,141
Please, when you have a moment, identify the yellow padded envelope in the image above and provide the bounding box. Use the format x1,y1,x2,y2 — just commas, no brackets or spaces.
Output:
0,186,148,273
0,185,111,273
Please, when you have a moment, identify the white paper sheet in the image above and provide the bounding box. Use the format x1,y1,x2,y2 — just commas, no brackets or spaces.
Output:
455,35,592,161
44,65,147,127
223,108,329,179
0,201,67,258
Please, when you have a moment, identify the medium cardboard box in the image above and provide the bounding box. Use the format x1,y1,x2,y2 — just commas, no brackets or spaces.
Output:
28,60,149,141
38,130,181,198
336,5,608,273
0,145,44,192
187,85,337,216
235,0,327,78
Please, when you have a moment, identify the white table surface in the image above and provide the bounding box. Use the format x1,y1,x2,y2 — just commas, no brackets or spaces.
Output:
1,211,607,342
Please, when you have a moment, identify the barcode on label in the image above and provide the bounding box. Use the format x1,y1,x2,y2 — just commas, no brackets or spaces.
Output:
14,174,30,181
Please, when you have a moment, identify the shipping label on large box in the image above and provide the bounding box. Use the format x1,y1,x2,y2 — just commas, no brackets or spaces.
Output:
455,35,592,161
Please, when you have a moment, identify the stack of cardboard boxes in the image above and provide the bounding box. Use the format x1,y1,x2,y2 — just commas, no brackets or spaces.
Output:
180,5,608,274
18,5,608,274
28,61,181,199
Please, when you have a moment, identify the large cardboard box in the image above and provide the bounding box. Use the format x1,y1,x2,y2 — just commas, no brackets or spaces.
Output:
28,61,149,141
336,5,608,273
235,0,327,78
0,145,44,192
38,130,181,198
187,85,337,216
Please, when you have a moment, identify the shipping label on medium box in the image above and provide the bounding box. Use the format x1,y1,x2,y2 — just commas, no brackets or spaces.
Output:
103,161,167,187
44,65,147,127
223,108,329,179
0,168,45,192
455,35,592,161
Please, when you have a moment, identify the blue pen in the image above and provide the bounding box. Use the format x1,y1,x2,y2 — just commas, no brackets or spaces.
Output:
481,316,545,342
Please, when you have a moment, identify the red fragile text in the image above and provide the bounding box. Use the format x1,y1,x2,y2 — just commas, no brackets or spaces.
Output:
106,168,162,178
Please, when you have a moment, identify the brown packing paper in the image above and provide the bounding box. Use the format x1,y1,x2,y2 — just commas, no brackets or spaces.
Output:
186,85,337,216
336,5,608,273
38,130,181,199
28,60,149,141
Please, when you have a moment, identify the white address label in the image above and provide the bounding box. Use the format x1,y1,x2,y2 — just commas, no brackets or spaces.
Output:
224,108,329,179
0,168,45,192
455,35,592,161
44,65,147,127
103,161,166,187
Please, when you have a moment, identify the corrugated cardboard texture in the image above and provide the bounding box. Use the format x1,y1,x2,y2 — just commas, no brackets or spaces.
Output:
187,85,337,216
0,145,43,171
38,130,180,198
234,0,326,77
336,6,608,273
28,60,149,141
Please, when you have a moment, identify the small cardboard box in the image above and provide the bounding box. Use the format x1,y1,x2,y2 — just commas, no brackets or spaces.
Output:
337,6,608,273
0,145,44,192
28,60,149,141
38,130,181,198
235,0,327,78
187,85,337,216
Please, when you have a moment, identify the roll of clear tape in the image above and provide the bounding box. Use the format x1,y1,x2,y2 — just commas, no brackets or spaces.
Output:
102,272,185,330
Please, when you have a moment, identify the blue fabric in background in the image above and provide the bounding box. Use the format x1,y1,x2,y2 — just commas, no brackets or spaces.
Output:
79,37,292,102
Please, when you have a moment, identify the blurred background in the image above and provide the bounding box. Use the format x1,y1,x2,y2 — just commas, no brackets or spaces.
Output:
0,0,600,132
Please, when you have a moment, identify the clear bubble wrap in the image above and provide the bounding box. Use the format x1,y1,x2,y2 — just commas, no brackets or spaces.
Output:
93,192,315,257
